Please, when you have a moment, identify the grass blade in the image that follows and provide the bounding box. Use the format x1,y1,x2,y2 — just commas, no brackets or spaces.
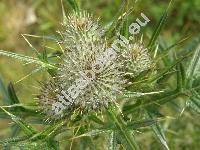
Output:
105,0,128,37
148,0,172,50
65,0,79,12
0,77,9,104
7,83,20,104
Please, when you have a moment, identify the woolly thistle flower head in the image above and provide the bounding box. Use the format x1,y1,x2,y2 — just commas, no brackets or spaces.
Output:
54,18,126,117
37,12,127,119
37,11,152,120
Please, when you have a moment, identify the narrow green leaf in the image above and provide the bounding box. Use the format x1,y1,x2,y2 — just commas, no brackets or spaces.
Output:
148,0,172,49
22,34,59,41
123,90,180,115
47,51,63,58
156,36,190,61
11,125,21,137
105,0,128,37
149,50,193,83
7,83,20,104
65,0,79,12
0,77,9,104
21,34,39,56
187,97,200,114
176,63,186,91
127,119,158,129
88,114,104,125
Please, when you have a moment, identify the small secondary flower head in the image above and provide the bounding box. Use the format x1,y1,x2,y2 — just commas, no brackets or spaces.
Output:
120,41,152,77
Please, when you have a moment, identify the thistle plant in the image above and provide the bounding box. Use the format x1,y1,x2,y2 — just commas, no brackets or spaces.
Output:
0,0,200,150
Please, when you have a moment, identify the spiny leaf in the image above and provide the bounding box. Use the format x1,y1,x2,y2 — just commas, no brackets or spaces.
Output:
186,90,200,114
156,36,190,61
0,106,37,136
108,131,118,150
75,129,109,138
176,63,186,91
107,106,140,150
0,136,28,146
147,112,169,150
30,120,66,140
0,49,38,63
0,50,56,69
149,50,193,83
186,44,200,88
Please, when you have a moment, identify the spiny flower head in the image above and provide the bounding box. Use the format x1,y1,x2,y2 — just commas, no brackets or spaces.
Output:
37,11,152,120
62,11,104,52
120,40,152,77
36,11,126,119
37,80,74,119
56,39,126,117
57,47,126,109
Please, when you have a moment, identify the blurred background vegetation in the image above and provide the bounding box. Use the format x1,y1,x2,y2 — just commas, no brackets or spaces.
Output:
0,0,199,149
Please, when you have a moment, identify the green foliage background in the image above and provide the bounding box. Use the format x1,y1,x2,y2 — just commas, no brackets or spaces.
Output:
0,0,199,149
